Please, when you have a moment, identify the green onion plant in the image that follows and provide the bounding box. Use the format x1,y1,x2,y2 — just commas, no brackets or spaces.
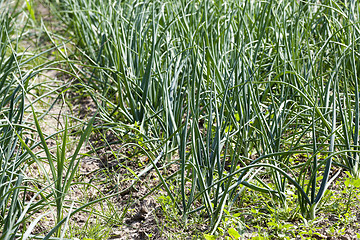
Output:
55,0,360,231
